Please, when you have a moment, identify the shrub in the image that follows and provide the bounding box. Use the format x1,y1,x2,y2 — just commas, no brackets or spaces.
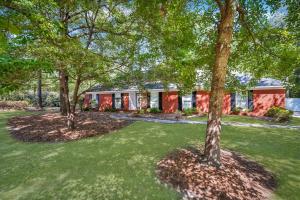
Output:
91,100,98,109
148,107,161,113
265,106,294,122
0,101,29,110
231,107,242,115
137,109,145,114
0,91,59,107
83,106,92,111
104,107,116,112
182,108,197,116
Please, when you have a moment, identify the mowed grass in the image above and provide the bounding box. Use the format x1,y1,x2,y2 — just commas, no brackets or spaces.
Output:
191,114,300,126
0,111,299,200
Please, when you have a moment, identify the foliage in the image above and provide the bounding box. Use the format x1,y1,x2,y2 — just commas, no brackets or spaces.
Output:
0,91,59,107
91,100,98,109
0,101,29,110
265,106,294,122
137,109,145,114
83,106,92,112
231,107,243,115
182,108,197,116
287,67,300,98
104,107,117,112
0,55,49,94
148,108,161,114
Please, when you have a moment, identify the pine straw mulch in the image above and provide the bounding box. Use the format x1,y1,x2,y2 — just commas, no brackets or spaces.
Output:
156,147,277,200
7,112,132,142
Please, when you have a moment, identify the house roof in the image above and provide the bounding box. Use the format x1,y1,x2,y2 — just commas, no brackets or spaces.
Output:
256,78,282,87
87,78,284,93
87,82,178,92
236,75,284,89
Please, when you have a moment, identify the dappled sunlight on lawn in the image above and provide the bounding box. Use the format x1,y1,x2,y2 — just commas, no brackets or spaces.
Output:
0,111,299,199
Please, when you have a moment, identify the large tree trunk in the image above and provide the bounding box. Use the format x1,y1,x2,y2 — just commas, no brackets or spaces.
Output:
204,0,235,167
71,76,81,114
37,70,43,109
59,70,75,130
59,71,67,115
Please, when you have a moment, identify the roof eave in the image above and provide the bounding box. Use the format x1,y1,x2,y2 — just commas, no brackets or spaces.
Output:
251,86,285,90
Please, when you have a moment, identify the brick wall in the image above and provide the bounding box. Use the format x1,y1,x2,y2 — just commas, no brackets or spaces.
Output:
122,93,129,111
196,91,231,114
251,89,285,116
162,91,178,113
99,94,112,111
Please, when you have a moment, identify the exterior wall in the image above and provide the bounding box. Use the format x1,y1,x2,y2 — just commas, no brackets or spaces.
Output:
122,93,129,111
251,89,285,116
99,94,113,111
86,88,285,116
195,91,231,114
223,94,231,114
83,94,92,108
162,91,178,113
196,91,210,113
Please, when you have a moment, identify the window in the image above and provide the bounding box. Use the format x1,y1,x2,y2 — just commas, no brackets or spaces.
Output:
115,93,121,109
150,92,159,108
236,92,248,109
248,90,253,110
115,98,121,109
182,95,192,110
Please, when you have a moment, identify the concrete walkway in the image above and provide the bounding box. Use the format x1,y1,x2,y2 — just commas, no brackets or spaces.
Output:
293,112,300,118
111,114,300,130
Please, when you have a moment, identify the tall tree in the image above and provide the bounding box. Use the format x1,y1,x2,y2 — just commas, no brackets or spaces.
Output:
1,0,135,129
37,70,42,109
204,0,235,166
133,0,299,166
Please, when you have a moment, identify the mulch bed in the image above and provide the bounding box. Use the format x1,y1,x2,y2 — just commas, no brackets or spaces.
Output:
156,147,276,200
7,112,132,142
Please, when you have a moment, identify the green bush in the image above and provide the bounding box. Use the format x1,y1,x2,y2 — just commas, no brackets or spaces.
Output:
148,108,161,113
231,107,243,115
0,92,59,107
265,106,294,122
182,108,197,116
91,100,98,109
83,106,92,111
0,101,29,110
104,107,117,112
137,109,145,114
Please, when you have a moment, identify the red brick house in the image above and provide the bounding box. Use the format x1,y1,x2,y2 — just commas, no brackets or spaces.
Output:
83,79,286,116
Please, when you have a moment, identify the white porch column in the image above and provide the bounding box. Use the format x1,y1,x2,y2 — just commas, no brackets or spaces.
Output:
129,92,137,110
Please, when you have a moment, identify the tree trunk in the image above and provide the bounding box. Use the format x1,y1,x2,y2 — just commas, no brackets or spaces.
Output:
71,76,81,113
204,0,235,167
59,70,75,130
37,70,43,109
59,71,67,115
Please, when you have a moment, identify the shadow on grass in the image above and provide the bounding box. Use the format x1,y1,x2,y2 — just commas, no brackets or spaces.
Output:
0,111,299,199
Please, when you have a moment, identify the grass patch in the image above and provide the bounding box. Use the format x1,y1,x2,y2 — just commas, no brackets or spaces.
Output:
0,111,299,199
191,114,300,126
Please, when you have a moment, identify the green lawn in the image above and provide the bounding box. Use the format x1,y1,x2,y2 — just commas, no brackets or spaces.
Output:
191,114,300,126
0,111,299,200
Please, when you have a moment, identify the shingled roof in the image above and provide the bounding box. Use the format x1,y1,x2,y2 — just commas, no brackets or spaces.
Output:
87,78,283,92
